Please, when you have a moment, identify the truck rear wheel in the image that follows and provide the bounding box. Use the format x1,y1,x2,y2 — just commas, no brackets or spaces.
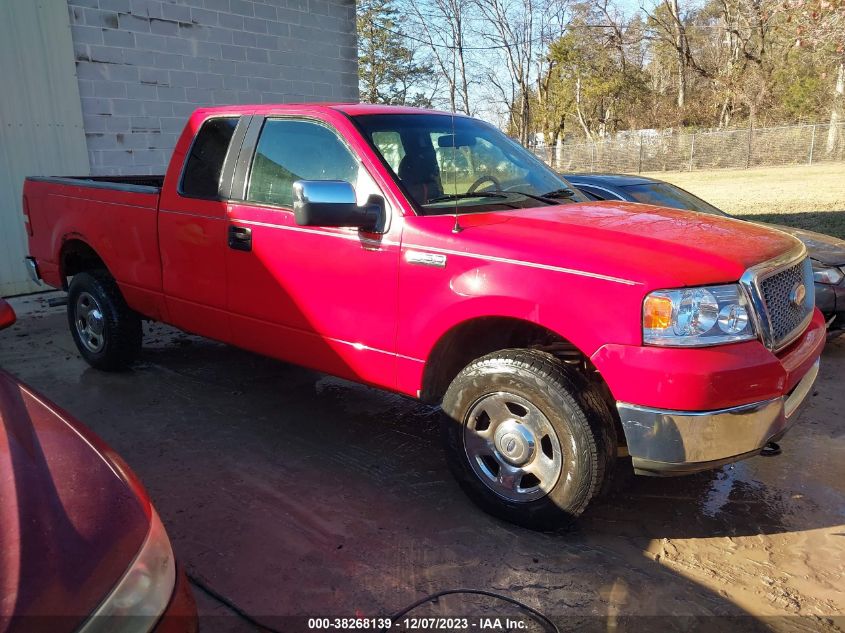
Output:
67,271,141,371
440,349,615,530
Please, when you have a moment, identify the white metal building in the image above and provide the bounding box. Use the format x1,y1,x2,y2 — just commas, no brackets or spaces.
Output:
0,0,357,296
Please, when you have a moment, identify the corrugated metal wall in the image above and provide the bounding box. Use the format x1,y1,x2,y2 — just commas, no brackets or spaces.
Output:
0,0,89,296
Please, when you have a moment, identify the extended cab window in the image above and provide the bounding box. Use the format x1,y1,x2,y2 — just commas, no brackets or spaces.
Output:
180,117,239,199
246,119,359,208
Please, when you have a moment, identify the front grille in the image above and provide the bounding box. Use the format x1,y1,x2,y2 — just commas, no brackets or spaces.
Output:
756,257,814,349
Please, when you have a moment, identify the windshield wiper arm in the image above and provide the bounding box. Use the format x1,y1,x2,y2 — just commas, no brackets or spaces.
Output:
427,192,510,203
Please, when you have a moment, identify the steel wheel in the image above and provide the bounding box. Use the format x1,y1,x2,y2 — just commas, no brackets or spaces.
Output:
463,391,563,502
74,291,106,354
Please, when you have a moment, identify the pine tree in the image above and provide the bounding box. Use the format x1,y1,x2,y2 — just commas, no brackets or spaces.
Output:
357,0,435,105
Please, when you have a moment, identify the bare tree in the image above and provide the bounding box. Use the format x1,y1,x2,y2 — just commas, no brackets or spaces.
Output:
472,0,540,144
355,0,843,140
534,0,571,157
832,61,845,151
642,0,696,109
408,0,474,114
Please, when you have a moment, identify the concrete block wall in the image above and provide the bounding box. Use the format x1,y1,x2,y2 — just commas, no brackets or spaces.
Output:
67,0,358,175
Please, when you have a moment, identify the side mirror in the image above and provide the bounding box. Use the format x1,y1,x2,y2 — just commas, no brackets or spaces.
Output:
0,299,16,331
292,180,381,231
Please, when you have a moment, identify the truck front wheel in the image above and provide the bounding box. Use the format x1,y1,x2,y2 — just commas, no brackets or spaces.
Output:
67,271,141,371
440,349,615,530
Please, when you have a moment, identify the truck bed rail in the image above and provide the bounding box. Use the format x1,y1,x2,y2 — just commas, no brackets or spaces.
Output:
26,175,162,195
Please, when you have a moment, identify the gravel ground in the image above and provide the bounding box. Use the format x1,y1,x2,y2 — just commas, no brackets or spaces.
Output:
2,292,844,633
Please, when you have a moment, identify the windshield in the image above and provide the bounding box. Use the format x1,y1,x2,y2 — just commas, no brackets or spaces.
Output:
353,113,583,215
622,183,726,216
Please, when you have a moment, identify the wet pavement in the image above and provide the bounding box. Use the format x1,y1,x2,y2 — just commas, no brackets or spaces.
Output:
1,292,843,632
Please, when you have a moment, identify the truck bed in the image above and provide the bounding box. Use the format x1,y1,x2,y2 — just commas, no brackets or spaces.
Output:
24,174,164,316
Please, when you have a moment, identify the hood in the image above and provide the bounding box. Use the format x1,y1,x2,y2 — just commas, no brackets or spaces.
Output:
0,371,150,633
453,202,802,288
755,222,845,267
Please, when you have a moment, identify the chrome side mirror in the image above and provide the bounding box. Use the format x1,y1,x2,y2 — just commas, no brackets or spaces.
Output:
292,180,381,230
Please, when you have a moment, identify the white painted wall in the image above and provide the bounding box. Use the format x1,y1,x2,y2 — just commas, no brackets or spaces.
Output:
67,0,359,175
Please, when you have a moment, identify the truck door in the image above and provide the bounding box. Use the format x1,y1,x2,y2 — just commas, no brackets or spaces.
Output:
225,115,402,389
158,113,249,342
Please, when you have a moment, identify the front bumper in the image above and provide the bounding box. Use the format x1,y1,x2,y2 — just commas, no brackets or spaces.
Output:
617,358,819,475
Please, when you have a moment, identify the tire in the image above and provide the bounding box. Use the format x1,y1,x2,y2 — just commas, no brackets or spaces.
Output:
67,271,142,371
440,349,616,530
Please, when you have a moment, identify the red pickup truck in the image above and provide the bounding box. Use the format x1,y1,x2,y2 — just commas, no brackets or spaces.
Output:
23,104,824,528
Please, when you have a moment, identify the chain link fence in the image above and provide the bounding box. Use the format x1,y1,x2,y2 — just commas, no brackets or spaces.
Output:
533,122,845,173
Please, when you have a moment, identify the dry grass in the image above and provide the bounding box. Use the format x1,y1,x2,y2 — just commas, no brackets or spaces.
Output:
646,163,845,238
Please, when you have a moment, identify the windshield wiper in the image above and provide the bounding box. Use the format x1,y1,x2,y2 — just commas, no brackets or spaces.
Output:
483,189,566,205
427,192,509,203
539,188,577,200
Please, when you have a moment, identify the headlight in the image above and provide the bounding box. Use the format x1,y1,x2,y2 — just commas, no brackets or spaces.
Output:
80,508,176,633
812,265,844,285
643,284,756,346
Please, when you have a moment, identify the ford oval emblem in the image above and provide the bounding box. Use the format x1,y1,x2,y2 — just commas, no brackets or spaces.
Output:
789,282,806,307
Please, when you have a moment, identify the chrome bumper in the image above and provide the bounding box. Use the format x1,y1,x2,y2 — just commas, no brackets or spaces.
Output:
25,257,42,285
617,359,819,475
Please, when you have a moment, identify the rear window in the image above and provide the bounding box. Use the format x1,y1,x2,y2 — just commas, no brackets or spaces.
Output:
180,117,239,199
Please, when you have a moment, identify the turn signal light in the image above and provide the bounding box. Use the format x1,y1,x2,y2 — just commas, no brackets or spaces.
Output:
643,294,673,330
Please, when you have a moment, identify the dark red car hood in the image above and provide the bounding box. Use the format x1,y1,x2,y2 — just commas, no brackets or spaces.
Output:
756,222,845,267
0,370,150,633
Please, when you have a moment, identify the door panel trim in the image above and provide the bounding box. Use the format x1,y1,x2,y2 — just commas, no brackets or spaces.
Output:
159,208,225,221
230,217,400,247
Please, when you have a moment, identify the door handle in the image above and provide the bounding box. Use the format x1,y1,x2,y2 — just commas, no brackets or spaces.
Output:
228,225,252,251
